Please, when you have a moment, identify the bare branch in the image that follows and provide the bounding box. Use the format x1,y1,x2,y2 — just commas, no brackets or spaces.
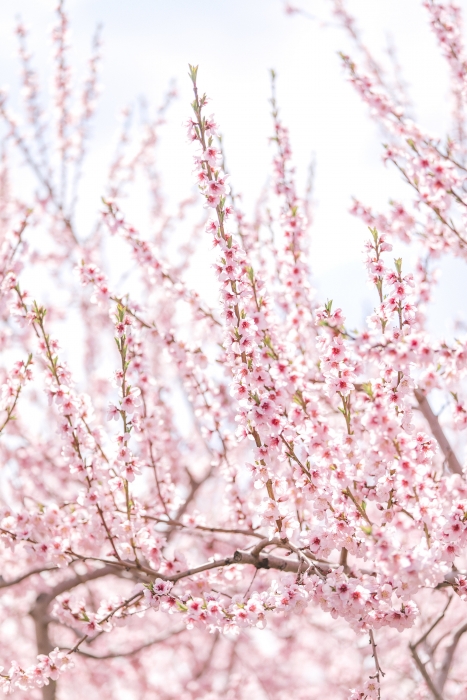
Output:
409,596,452,700
436,621,467,692
41,564,126,607
369,628,385,678
0,565,58,589
191,631,219,681
409,643,444,700
64,592,144,656
415,389,463,476
76,626,185,660
413,596,452,649
169,547,331,584
146,515,263,539
28,563,132,700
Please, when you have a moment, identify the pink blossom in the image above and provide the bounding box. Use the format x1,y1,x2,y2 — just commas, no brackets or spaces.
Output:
106,403,120,421
121,386,141,415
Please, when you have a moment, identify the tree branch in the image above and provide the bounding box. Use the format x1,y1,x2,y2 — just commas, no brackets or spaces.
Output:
146,515,263,539
409,643,444,700
41,564,126,607
168,546,331,584
436,621,467,693
409,596,452,700
414,389,463,476
28,565,130,700
76,625,185,659
0,565,58,588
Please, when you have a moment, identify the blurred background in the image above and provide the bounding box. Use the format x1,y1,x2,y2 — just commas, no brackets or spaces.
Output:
0,0,466,334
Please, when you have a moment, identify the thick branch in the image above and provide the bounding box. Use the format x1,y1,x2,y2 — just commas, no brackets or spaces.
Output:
169,547,331,583
30,597,57,700
41,564,125,607
414,389,463,476
28,565,128,700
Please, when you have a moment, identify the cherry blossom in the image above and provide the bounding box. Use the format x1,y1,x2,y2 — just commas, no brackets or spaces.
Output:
0,2,466,700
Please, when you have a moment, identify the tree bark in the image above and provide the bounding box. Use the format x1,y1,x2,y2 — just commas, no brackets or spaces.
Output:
30,593,56,700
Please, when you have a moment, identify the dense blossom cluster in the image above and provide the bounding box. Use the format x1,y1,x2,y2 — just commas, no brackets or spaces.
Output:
0,2,466,700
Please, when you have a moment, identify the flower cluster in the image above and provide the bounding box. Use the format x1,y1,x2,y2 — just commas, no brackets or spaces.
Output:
0,4,466,700
0,649,73,695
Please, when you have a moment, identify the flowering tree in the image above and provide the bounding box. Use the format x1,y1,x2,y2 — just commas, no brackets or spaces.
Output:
0,1,467,698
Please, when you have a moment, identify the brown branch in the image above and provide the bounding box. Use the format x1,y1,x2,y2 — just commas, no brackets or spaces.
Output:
168,547,331,584
169,464,215,529
413,597,452,649
65,592,143,656
409,597,452,700
369,630,384,677
30,585,58,700
369,628,385,700
410,643,444,700
1,526,458,590
192,631,219,681
146,515,263,539
76,625,185,659
42,564,125,607
436,621,467,693
0,565,58,589
440,571,467,587
414,389,463,476
339,547,349,573
249,538,280,558
27,563,130,699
